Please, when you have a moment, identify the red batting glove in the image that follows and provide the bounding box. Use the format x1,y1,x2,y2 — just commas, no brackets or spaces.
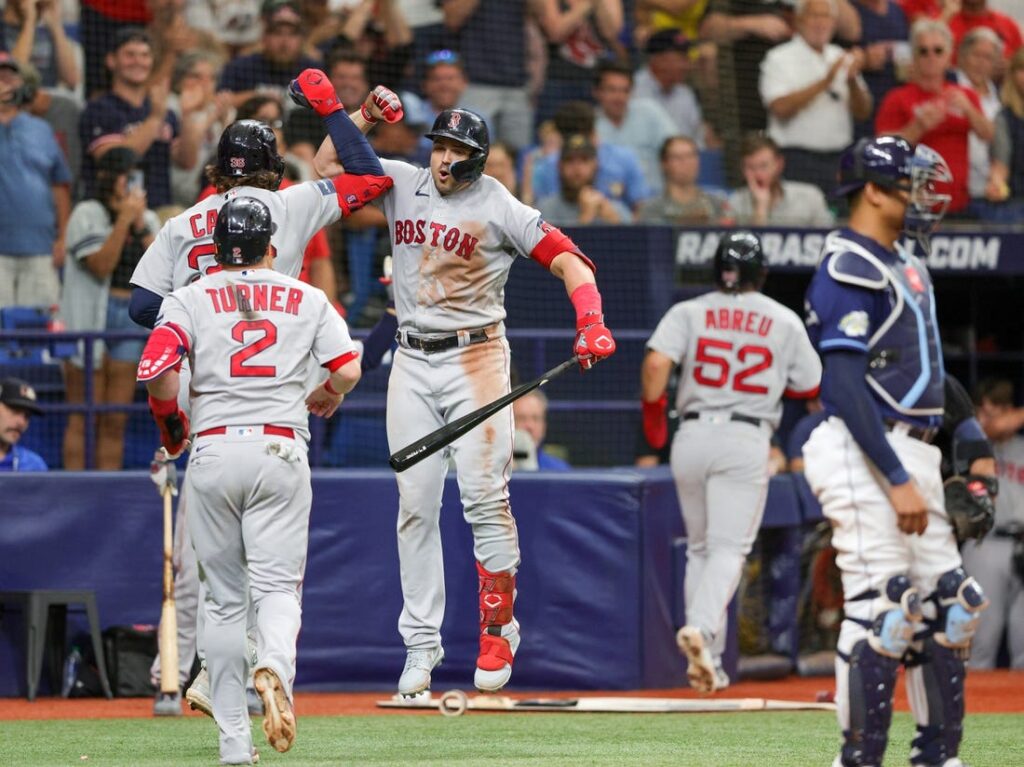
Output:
148,395,191,459
288,68,344,117
642,393,668,450
574,312,616,371
360,85,404,124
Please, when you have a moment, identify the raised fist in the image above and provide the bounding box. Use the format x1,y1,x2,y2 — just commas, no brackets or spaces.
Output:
361,85,404,124
289,68,344,117
574,313,616,371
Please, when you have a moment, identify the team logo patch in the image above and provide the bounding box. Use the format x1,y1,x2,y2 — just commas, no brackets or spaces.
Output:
316,179,334,197
230,157,246,169
904,265,924,292
838,310,869,337
448,111,461,130
345,193,358,206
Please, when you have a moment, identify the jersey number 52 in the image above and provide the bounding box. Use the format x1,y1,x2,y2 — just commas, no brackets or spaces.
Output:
693,337,773,394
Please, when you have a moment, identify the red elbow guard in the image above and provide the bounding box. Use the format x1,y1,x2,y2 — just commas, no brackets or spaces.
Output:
137,324,189,382
530,226,596,272
642,394,669,450
334,174,394,216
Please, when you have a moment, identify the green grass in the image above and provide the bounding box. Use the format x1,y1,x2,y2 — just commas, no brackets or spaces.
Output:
5,712,1022,767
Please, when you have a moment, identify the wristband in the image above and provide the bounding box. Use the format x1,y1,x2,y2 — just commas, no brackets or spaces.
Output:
360,104,378,124
325,379,340,395
148,394,178,417
570,283,603,329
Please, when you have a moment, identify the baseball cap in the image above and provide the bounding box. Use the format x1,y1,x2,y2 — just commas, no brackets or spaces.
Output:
109,27,152,55
561,134,597,161
0,51,22,75
645,29,694,56
262,0,303,28
0,377,43,415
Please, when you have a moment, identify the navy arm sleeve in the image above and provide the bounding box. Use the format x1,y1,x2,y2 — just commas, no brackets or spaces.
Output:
129,286,164,329
360,308,398,372
822,349,910,486
324,112,383,176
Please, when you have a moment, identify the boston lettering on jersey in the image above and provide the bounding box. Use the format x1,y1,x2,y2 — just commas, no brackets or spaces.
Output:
393,218,479,260
204,284,303,315
705,308,773,337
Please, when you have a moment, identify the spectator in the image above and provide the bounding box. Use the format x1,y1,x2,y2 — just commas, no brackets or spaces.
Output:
59,147,157,471
875,19,994,215
948,0,1023,66
632,29,705,146
217,0,320,109
966,378,1024,670
417,48,468,127
593,59,680,195
955,27,1003,217
727,133,835,226
440,0,538,148
81,0,151,98
531,100,651,211
637,136,733,224
985,47,1024,220
0,53,70,310
484,140,520,196
20,60,81,187
169,50,234,207
533,0,625,130
852,0,911,138
535,134,633,225
400,0,450,88
1,0,79,91
183,0,262,57
760,0,873,194
284,49,370,160
512,390,570,471
78,28,196,211
0,377,47,472
319,0,413,89
701,0,860,183
898,0,961,24
520,118,562,205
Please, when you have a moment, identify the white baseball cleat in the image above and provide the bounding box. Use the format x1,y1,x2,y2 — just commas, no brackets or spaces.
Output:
397,646,444,697
185,667,213,718
676,625,721,695
474,619,520,693
253,667,296,753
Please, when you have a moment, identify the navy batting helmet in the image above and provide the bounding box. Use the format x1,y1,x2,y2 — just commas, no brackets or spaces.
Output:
833,135,914,198
425,108,489,184
714,231,767,292
217,120,285,189
213,197,275,266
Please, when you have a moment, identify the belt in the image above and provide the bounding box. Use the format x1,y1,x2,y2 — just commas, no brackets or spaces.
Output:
883,418,938,444
398,328,489,354
993,525,1024,540
196,424,295,439
683,411,761,428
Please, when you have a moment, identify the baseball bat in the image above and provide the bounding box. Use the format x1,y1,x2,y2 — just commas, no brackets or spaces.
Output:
389,356,578,473
159,485,178,695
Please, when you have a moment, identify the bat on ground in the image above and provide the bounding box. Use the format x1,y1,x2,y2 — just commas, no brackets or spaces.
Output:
389,356,578,473
159,484,178,695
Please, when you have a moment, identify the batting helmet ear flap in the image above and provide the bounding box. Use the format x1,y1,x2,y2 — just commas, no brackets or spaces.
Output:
425,108,490,184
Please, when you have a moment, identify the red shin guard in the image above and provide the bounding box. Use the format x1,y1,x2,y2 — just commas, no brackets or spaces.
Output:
477,562,516,671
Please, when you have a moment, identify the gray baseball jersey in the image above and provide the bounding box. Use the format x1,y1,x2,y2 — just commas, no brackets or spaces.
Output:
131,180,343,294
155,268,356,441
992,436,1024,527
378,158,551,334
647,290,821,428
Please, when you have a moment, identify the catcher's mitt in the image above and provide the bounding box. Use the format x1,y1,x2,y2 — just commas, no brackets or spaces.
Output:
944,474,997,543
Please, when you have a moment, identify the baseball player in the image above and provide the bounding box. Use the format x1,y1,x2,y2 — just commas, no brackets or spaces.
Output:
130,75,398,716
137,196,364,764
307,104,617,695
640,231,822,694
966,378,1024,669
802,136,989,767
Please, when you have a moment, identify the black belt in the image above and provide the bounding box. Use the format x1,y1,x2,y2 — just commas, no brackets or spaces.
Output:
399,329,489,354
683,411,761,427
993,525,1024,540
883,418,938,444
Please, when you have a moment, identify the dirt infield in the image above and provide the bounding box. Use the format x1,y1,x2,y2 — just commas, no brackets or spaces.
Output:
2,670,1020,721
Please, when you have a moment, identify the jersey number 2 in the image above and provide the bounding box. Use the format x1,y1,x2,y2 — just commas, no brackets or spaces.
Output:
693,338,773,394
230,320,277,377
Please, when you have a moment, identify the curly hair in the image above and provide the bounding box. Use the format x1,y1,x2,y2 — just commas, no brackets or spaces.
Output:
204,165,282,194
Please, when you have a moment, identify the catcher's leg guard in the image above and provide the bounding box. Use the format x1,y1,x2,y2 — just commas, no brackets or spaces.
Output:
905,568,988,765
838,637,902,766
474,562,519,693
